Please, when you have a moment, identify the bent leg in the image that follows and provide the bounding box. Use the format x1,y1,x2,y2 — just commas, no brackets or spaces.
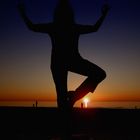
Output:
69,57,106,101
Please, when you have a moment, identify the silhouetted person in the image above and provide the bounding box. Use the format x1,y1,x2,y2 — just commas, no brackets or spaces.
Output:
36,101,38,107
18,0,110,109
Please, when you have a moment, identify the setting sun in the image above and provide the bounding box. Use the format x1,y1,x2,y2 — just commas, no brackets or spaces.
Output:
83,98,89,108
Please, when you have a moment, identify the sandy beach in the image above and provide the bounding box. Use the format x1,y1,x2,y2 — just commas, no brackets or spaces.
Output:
0,107,140,140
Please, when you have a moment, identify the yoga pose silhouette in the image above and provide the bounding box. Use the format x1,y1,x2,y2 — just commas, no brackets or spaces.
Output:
18,0,110,109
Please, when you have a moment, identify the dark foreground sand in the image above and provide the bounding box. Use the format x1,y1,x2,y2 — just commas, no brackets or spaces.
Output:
0,107,140,140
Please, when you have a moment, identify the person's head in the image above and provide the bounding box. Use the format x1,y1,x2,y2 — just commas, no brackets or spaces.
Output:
53,0,75,25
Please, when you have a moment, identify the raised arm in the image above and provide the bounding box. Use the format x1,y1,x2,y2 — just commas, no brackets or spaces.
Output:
17,3,52,33
77,4,110,34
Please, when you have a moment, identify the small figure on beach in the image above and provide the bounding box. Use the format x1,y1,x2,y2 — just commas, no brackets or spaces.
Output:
18,0,110,109
36,101,38,107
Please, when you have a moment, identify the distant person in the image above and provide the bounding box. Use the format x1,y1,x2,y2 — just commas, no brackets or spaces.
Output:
36,101,38,107
18,0,110,109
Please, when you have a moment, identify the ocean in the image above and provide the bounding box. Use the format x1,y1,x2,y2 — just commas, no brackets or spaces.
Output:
0,101,140,109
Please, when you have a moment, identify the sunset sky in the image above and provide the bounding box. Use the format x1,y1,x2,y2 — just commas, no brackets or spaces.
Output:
0,0,140,108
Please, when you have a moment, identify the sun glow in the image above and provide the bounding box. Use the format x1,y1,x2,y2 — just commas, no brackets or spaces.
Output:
83,97,89,108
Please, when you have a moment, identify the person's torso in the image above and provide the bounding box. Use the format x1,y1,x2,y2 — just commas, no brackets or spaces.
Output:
50,24,80,59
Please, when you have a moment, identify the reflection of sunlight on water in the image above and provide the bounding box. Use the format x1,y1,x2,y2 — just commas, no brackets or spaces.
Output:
0,101,140,109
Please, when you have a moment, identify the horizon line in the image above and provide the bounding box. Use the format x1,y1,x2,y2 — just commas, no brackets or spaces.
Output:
0,99,140,102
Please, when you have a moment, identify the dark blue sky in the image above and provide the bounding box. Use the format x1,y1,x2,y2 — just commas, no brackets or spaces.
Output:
1,0,140,105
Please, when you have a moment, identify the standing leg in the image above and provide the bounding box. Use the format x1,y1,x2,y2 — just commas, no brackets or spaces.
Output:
51,64,68,109
51,64,73,139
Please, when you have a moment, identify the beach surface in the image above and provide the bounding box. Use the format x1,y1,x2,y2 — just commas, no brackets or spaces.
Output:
0,107,140,140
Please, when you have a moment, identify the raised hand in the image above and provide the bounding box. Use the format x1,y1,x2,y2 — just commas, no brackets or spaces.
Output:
101,4,110,15
17,1,26,14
